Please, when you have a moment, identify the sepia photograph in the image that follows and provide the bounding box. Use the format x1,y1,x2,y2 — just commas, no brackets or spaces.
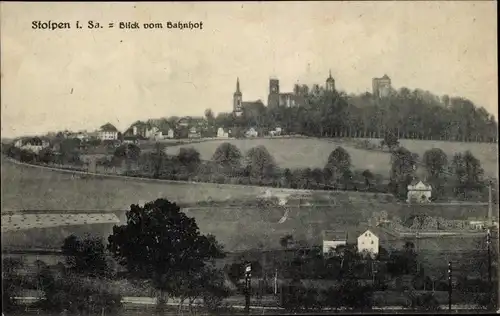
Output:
1,1,498,315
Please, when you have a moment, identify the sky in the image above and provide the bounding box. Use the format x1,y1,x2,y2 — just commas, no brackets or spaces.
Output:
1,1,497,138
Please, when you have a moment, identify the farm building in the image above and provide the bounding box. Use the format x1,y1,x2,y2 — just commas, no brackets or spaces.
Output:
357,229,379,257
322,230,347,254
407,180,432,203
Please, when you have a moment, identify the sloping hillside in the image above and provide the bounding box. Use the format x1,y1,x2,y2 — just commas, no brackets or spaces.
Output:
164,137,498,177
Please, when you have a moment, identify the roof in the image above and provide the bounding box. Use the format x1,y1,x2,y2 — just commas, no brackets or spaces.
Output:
382,74,390,79
322,230,347,241
100,123,118,132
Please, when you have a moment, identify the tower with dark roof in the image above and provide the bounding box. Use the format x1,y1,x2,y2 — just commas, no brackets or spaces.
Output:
233,77,243,116
326,70,336,92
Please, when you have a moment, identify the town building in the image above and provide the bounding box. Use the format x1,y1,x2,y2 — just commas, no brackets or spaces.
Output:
188,127,201,139
97,123,119,141
217,127,229,138
245,127,258,138
267,71,336,108
14,137,50,154
372,74,392,98
232,78,265,117
233,78,243,117
325,70,335,92
165,128,175,139
406,180,432,204
322,230,347,254
357,229,379,257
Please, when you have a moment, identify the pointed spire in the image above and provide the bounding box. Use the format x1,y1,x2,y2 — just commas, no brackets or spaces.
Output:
329,69,332,78
236,77,240,93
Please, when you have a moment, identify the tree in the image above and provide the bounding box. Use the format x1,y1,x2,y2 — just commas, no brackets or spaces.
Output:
212,142,242,168
389,147,419,199
362,169,374,189
205,108,215,126
423,148,448,199
178,147,201,173
61,234,111,278
280,234,294,248
2,258,25,312
324,147,352,187
113,144,141,162
423,148,448,178
38,147,55,164
35,266,122,314
107,199,225,308
381,131,399,151
311,168,324,189
244,145,277,184
449,151,485,198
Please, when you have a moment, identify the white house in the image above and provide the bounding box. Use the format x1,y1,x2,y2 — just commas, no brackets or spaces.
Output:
357,230,379,257
217,127,229,138
166,128,175,139
246,127,258,138
322,230,347,254
15,138,50,154
97,123,119,141
269,127,282,137
407,180,432,203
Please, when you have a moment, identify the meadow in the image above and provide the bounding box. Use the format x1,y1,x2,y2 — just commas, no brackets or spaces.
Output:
0,158,490,254
164,137,498,178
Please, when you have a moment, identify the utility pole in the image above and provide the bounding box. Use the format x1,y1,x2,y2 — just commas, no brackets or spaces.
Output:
488,181,493,227
487,229,492,285
245,262,252,314
448,261,452,312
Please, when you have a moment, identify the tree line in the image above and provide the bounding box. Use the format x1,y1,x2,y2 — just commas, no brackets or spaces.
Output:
2,136,491,201
209,86,498,143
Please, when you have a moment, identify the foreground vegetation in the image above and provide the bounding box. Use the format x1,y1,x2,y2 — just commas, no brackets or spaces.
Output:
2,199,498,315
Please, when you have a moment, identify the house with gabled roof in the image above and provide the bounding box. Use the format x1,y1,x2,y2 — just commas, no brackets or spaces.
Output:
407,180,432,204
98,123,119,140
357,229,379,257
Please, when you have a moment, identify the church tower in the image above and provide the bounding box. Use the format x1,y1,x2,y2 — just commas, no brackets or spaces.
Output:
233,77,243,116
326,70,335,92
267,78,280,108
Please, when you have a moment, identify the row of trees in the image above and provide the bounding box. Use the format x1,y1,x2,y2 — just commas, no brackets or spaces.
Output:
3,136,489,201
208,86,497,143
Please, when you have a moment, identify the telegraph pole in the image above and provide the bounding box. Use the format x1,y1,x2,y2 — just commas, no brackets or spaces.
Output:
448,261,452,312
487,229,492,285
244,262,252,314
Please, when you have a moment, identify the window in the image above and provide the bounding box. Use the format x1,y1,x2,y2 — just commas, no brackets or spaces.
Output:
365,233,368,237
371,241,374,245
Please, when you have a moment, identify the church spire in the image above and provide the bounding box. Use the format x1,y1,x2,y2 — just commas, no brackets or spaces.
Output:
329,69,332,79
236,77,241,94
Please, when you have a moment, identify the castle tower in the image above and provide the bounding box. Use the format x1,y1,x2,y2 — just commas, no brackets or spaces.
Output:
267,78,280,108
233,77,243,116
372,74,392,98
326,69,335,92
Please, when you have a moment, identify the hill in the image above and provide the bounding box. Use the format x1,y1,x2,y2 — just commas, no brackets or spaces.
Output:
164,137,498,178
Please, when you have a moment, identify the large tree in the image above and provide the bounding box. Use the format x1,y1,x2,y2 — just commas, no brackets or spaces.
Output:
107,199,225,308
422,148,448,199
244,145,277,184
449,150,485,198
324,146,352,188
389,147,419,199
62,234,111,278
212,142,242,168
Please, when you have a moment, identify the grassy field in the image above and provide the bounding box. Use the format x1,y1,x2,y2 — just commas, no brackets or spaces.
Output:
164,137,498,177
1,158,491,253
